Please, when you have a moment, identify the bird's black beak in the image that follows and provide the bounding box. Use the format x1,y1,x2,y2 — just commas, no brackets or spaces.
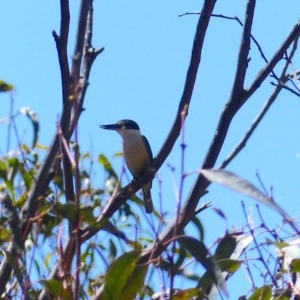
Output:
99,124,119,130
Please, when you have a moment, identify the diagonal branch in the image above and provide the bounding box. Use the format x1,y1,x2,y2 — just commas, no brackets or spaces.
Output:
246,20,300,102
53,0,71,109
220,35,300,168
70,0,90,83
52,0,76,237
231,0,256,96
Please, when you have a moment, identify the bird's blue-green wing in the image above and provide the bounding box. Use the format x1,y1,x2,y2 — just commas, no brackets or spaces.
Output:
142,135,153,161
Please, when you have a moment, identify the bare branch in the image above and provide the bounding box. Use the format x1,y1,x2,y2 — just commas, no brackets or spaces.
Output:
231,0,256,96
70,1,90,83
53,0,71,104
279,83,300,98
52,0,76,239
220,36,300,168
70,0,104,132
246,20,300,102
180,11,272,75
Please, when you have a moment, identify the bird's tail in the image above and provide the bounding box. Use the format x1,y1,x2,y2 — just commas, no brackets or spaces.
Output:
142,186,154,214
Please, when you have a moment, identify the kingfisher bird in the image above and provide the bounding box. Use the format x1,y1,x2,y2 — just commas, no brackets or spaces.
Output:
100,119,154,213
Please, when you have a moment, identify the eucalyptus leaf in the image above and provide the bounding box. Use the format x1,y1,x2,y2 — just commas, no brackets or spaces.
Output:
19,106,40,148
0,80,14,92
177,235,228,297
98,250,146,300
201,169,290,219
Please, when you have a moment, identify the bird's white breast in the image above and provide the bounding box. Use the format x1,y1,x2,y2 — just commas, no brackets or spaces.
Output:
120,129,150,177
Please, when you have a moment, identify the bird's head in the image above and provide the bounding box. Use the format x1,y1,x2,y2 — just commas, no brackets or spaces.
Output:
100,119,140,138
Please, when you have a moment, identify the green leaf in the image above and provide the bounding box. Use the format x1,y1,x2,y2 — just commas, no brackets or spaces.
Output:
201,169,269,202
248,285,272,300
98,154,118,178
0,226,11,241
177,236,208,265
19,106,39,148
98,250,146,300
177,235,227,297
0,160,8,180
273,241,290,249
109,239,117,262
0,80,14,92
214,234,238,260
122,264,148,299
7,157,19,181
191,216,205,241
290,259,300,272
201,169,289,218
20,166,34,191
198,234,250,296
39,279,73,299
172,288,201,299
113,151,123,158
51,202,77,221
44,252,55,270
177,268,200,281
80,205,97,224
35,143,48,151
218,259,242,273
173,244,188,272
33,259,42,279
39,279,61,297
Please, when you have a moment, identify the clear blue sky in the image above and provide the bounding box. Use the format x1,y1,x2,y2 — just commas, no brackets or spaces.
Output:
1,1,300,298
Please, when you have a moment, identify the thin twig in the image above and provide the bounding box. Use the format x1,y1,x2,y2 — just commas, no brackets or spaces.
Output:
279,83,300,98
246,21,300,102
241,202,278,287
6,92,15,153
179,12,274,77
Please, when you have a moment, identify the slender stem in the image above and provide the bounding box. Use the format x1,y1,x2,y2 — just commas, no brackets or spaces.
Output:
6,92,15,153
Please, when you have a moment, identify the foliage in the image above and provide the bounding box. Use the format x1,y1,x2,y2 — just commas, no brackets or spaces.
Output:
1,1,300,300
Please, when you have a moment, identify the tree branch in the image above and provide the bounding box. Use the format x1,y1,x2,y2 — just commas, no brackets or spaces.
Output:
246,20,300,102
70,0,90,83
220,35,300,168
231,0,256,96
53,0,71,109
